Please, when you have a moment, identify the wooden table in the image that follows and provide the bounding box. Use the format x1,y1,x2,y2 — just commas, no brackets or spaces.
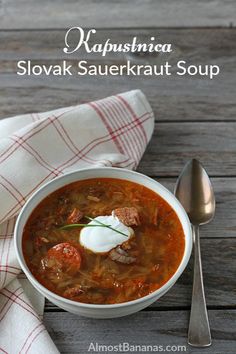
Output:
0,1,236,353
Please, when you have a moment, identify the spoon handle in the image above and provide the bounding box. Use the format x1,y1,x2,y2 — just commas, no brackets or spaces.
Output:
188,225,211,347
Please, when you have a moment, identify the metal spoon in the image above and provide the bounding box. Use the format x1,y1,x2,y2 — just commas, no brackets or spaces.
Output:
175,159,215,347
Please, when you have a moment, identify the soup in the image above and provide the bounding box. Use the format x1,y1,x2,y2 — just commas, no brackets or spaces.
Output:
22,178,185,304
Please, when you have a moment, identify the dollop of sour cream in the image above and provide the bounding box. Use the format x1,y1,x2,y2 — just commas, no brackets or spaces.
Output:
80,215,133,253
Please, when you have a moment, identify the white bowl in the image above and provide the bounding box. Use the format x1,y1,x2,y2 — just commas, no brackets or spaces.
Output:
14,167,192,318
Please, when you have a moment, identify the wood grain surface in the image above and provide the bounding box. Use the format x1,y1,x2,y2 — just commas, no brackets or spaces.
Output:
0,1,236,29
138,122,236,177
44,310,236,354
0,29,235,123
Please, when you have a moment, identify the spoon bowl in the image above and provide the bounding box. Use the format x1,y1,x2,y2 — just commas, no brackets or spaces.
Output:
175,159,215,225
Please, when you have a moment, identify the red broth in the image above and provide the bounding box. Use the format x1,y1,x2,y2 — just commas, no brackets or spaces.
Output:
22,178,185,304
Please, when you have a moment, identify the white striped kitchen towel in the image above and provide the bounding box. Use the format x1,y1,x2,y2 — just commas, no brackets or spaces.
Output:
0,89,154,353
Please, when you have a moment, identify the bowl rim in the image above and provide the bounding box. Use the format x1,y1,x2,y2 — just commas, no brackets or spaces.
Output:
14,167,192,309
